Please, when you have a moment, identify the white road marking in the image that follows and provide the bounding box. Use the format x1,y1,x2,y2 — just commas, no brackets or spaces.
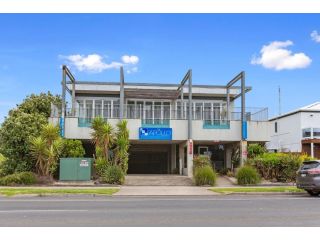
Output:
0,209,88,213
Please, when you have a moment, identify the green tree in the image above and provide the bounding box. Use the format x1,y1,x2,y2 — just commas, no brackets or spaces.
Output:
60,139,85,158
247,143,266,159
0,92,61,173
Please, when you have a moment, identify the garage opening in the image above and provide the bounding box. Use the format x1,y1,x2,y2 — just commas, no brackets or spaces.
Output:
128,144,171,174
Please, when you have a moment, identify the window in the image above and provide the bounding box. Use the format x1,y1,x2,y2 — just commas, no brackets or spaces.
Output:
194,102,203,120
198,146,208,155
313,128,320,138
154,102,161,124
274,122,278,133
103,100,111,119
127,101,135,119
95,100,102,117
145,102,153,124
176,101,183,119
302,128,311,138
204,102,212,124
213,103,221,124
113,100,120,118
136,101,143,119
78,100,85,118
85,100,93,119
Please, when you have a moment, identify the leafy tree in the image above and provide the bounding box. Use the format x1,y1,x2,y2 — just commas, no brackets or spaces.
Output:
0,92,61,173
247,143,266,159
60,139,85,158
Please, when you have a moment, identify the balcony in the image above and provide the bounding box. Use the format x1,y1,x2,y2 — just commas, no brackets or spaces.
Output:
53,104,268,129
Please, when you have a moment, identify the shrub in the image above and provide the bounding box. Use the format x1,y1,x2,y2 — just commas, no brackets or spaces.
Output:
60,139,85,158
17,172,37,185
0,171,37,186
236,166,261,185
247,144,266,159
247,152,312,182
194,166,217,186
95,157,109,177
0,173,21,186
102,165,125,185
193,155,211,170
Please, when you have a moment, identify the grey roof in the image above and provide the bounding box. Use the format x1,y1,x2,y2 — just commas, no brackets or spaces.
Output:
67,80,252,90
269,102,320,121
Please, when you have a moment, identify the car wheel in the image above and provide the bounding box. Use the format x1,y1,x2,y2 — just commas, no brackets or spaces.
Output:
307,190,320,196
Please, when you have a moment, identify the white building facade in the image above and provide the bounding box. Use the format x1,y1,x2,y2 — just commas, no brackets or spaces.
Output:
267,102,320,158
50,67,269,177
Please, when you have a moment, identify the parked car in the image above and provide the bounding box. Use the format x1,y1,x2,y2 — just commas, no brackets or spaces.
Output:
296,160,320,196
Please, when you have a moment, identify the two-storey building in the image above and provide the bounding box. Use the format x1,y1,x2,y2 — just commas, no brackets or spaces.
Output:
49,66,269,177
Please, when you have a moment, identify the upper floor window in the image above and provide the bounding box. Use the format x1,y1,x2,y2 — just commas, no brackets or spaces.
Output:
274,122,278,133
302,128,311,138
313,128,320,138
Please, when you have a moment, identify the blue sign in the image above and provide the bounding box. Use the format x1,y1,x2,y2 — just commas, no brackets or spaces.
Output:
139,127,172,140
60,117,65,137
242,121,247,140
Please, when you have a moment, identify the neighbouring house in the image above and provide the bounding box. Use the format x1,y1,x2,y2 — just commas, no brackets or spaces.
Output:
49,66,269,177
267,102,320,158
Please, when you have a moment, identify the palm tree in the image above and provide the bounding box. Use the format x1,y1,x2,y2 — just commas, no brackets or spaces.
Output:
91,117,115,163
100,122,115,162
115,120,130,172
45,138,64,176
91,117,105,152
30,136,47,176
41,123,60,145
30,123,63,177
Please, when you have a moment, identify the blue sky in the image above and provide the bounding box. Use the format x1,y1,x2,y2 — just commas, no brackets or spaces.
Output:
0,14,320,122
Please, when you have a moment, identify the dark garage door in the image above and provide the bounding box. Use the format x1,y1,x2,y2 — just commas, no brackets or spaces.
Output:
128,150,169,174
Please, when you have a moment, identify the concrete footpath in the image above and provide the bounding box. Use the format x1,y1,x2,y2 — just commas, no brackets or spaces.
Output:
114,186,216,196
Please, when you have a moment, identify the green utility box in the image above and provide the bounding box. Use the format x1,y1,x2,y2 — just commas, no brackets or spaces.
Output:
59,158,93,181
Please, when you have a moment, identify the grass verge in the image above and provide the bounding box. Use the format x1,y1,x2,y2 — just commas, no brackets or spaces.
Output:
211,186,304,194
0,188,119,197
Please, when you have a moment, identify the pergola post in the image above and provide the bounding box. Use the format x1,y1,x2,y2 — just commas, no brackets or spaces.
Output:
72,79,76,116
226,87,230,121
176,69,193,177
187,69,193,178
60,66,67,137
188,69,192,140
226,71,248,166
120,66,125,120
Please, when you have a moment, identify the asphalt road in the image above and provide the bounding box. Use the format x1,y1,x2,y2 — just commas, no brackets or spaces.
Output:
0,194,320,226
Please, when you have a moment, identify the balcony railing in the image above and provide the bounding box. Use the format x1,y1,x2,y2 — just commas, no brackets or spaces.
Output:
51,104,268,128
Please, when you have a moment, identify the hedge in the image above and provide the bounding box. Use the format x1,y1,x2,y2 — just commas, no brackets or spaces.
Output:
247,153,312,182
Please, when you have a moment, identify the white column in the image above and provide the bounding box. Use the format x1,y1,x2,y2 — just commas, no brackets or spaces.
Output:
311,142,314,158
187,139,194,177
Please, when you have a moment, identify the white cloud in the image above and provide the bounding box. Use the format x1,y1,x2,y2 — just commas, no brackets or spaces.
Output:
121,55,139,64
61,53,140,73
311,30,320,43
251,40,312,70
127,66,138,74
